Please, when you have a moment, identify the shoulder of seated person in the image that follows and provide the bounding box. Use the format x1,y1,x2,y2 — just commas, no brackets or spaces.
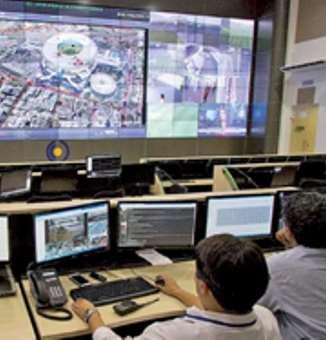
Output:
267,247,300,270
269,246,300,261
254,306,280,331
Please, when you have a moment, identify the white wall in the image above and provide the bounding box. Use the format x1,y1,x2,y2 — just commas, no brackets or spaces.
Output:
279,0,326,153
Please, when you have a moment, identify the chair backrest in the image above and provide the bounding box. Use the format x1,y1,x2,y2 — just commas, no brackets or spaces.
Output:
295,160,326,187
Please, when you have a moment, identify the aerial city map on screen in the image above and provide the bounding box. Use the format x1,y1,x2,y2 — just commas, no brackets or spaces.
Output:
0,1,254,139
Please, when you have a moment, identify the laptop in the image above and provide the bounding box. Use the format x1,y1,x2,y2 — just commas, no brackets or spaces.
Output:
0,216,16,297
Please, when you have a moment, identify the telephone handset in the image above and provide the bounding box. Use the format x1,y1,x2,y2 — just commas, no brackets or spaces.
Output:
27,268,73,321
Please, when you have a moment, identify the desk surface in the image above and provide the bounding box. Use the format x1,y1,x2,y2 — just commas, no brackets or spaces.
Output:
0,187,298,214
0,284,35,340
226,162,299,169
22,261,196,340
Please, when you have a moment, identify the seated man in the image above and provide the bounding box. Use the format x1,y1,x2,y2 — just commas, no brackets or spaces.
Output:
259,191,326,340
72,234,281,340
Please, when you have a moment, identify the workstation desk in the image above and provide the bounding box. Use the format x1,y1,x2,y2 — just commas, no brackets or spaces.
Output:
0,284,35,340
1,187,296,339
0,187,298,214
21,261,196,340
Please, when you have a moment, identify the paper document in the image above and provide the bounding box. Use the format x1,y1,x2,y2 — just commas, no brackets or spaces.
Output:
136,249,173,266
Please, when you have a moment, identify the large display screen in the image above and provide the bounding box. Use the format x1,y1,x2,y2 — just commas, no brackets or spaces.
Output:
0,1,254,139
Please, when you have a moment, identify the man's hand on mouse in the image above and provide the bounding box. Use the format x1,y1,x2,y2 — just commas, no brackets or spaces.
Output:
155,274,182,297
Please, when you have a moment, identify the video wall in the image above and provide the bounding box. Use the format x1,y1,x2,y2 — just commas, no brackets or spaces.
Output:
0,1,254,140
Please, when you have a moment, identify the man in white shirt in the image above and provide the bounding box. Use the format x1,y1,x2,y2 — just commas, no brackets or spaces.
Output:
72,234,281,340
259,191,326,340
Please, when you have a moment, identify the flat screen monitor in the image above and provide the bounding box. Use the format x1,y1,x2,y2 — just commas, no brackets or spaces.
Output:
121,164,155,185
86,155,122,178
34,202,109,263
0,1,254,140
40,169,78,194
271,166,296,187
0,216,9,262
118,201,197,248
0,169,32,198
206,194,275,239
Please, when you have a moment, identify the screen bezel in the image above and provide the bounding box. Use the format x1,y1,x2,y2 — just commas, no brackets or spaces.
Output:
0,215,10,263
205,193,277,240
33,201,110,264
116,200,198,249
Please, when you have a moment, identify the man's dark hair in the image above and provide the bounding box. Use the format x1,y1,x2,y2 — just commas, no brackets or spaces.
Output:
283,191,326,248
195,234,269,314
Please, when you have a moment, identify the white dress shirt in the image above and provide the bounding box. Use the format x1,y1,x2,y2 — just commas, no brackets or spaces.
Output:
93,305,281,340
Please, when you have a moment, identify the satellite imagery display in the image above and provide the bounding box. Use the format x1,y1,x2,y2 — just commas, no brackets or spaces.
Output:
0,19,145,138
0,1,255,139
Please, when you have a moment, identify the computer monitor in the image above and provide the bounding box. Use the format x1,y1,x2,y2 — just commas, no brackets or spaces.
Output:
206,194,275,239
34,202,109,263
0,216,9,262
271,166,296,187
118,201,197,248
0,169,32,198
121,164,155,185
86,154,121,178
40,169,78,194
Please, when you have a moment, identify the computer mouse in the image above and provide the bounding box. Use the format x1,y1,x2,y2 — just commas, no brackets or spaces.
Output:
155,275,165,286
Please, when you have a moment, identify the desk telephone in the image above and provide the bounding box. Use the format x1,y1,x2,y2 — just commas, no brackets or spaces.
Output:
27,268,73,321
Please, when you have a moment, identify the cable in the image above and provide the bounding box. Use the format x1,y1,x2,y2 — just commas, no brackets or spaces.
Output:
36,307,73,321
137,297,160,308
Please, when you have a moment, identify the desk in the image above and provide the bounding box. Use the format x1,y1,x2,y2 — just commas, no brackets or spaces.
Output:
110,187,298,207
225,162,300,169
0,284,35,339
0,188,297,214
162,179,213,187
22,261,196,340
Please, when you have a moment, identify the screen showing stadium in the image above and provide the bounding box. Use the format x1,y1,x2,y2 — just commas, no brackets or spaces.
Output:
0,1,254,139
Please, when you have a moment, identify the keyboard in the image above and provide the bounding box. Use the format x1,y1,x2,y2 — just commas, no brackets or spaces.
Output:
70,276,159,306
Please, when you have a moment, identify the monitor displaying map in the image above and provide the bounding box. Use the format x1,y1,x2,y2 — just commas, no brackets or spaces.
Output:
0,1,254,139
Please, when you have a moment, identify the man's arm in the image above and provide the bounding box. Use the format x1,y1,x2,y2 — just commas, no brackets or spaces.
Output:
71,274,201,339
258,256,283,312
72,299,122,340
156,274,202,308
